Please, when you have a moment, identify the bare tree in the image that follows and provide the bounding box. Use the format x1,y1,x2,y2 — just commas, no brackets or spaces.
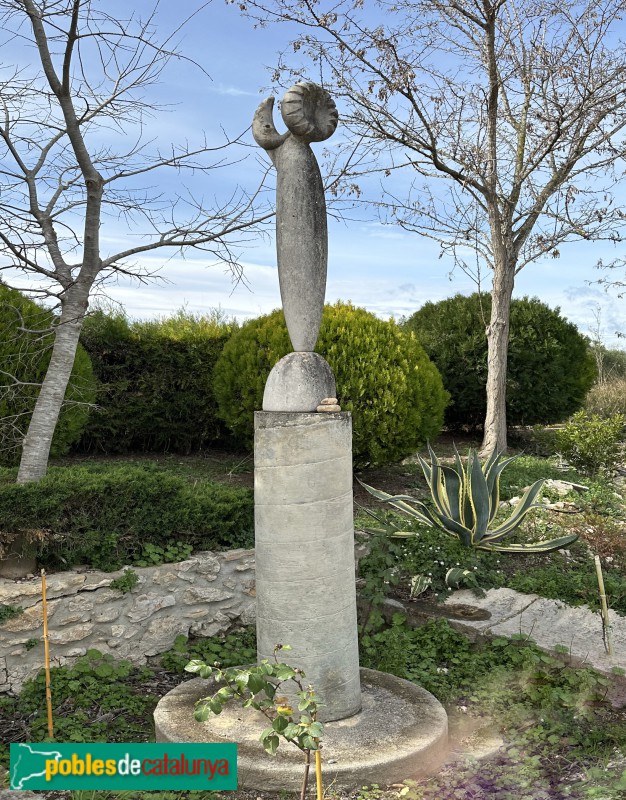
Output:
0,0,271,486
239,0,626,454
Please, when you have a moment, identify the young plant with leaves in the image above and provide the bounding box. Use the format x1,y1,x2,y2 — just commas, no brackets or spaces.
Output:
186,644,323,800
360,445,578,555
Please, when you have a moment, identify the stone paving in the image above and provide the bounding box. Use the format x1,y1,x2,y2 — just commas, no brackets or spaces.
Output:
444,588,626,703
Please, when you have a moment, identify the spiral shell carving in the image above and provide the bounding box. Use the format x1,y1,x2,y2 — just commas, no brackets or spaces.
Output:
281,82,338,143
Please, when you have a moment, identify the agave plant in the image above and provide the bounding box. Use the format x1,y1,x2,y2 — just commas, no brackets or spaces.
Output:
359,444,579,554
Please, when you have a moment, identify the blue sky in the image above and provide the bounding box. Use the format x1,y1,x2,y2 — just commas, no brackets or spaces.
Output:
5,1,626,348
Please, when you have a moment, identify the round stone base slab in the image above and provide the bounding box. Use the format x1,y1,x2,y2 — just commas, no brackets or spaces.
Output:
263,352,336,412
154,668,448,790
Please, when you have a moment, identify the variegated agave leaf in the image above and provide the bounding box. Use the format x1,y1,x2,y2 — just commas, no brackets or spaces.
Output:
477,533,579,554
357,445,579,554
445,567,481,591
356,479,434,527
410,574,432,598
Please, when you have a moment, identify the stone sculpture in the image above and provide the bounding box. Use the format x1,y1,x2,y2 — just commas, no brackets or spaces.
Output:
252,82,339,412
154,81,448,787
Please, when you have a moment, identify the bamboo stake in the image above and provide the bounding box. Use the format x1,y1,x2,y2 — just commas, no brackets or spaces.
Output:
315,747,323,800
41,569,54,738
594,556,614,657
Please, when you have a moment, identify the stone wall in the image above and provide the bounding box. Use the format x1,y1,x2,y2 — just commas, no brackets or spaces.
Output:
0,549,255,695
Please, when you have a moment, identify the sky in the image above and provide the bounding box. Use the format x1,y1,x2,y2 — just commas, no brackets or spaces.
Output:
3,0,626,348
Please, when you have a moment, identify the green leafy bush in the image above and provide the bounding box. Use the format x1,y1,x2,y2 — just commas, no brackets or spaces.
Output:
79,309,236,454
403,293,596,429
0,650,156,754
212,302,448,467
556,410,625,476
0,464,253,570
0,604,23,625
160,628,257,674
0,284,96,463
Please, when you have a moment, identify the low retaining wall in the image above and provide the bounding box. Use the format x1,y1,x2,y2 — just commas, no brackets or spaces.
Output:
0,549,255,695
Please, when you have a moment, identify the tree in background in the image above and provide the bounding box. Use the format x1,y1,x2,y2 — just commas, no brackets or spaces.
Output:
239,0,626,454
404,293,596,429
0,284,95,463
0,0,270,488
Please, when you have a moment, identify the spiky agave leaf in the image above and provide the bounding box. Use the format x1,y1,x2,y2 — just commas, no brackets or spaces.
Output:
483,479,546,544
468,450,491,544
358,445,579,554
483,452,518,524
410,574,432,598
477,532,579,553
356,479,434,526
357,477,471,542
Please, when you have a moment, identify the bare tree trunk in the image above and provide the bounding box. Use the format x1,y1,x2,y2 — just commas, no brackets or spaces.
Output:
1,292,89,577
17,292,89,484
481,262,515,457
0,292,90,577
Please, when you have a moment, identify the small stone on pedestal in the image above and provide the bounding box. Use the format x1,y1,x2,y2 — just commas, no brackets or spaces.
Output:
317,396,341,412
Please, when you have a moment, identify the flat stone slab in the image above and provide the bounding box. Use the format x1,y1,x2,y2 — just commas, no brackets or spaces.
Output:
154,668,448,790
444,589,626,700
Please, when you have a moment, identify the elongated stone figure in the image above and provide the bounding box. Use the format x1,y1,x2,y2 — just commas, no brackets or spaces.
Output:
253,82,361,720
253,82,338,411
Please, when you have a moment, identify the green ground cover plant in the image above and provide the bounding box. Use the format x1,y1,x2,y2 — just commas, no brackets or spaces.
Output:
0,604,22,624
160,628,257,674
2,622,624,799
109,568,140,594
360,617,626,798
0,463,253,570
0,631,258,768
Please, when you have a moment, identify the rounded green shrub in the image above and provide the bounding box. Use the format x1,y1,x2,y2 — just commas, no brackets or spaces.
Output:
80,309,236,454
556,410,625,476
212,302,448,467
404,293,596,428
0,284,96,464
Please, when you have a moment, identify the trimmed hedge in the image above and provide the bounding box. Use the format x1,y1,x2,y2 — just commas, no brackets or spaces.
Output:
79,310,235,454
0,464,253,571
404,293,596,428
0,284,96,464
212,302,449,467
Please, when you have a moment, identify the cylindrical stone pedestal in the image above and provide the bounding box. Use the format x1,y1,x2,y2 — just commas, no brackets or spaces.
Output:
254,411,361,722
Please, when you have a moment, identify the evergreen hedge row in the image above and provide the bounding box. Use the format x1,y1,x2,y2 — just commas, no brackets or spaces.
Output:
0,464,253,571
79,310,235,454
